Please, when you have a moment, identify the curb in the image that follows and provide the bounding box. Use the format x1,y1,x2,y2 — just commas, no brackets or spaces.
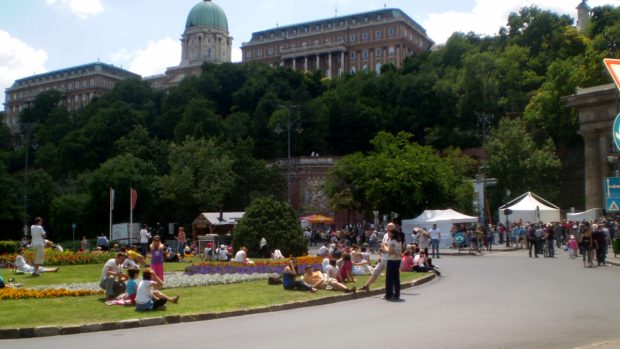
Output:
0,274,436,340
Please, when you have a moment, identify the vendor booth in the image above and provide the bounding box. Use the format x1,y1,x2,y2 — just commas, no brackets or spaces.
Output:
192,212,244,239
402,209,478,248
498,192,560,224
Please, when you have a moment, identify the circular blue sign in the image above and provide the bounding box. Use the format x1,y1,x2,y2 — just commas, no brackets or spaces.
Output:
614,113,620,151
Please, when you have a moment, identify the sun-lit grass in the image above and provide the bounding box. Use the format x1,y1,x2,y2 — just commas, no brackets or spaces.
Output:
0,259,428,329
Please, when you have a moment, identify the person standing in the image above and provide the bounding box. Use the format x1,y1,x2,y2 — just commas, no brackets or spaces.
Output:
359,223,392,292
592,224,607,266
97,233,109,251
384,224,402,301
80,236,90,252
429,224,441,259
30,217,46,276
544,224,555,258
176,227,187,262
139,224,151,257
580,225,595,268
259,237,269,258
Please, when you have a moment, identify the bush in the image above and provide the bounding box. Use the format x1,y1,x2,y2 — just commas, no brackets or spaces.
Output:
232,196,307,257
0,241,18,254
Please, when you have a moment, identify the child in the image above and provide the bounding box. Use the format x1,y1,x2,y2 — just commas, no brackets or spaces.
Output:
150,236,165,281
339,253,355,282
567,235,578,259
126,267,140,304
135,269,179,311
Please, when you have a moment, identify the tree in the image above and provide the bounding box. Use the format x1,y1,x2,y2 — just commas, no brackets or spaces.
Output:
158,137,235,224
49,193,89,242
232,196,307,257
484,117,561,206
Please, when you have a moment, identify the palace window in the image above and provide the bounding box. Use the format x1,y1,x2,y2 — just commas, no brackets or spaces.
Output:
375,48,382,57
362,50,369,59
361,32,369,40
268,47,274,55
257,49,263,57
388,47,395,56
388,28,395,37
350,34,356,42
350,52,357,60
375,31,382,39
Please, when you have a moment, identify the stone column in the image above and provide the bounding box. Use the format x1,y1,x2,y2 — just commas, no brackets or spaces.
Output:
328,53,332,78
293,58,296,71
584,131,602,210
340,52,345,76
316,55,320,71
304,56,308,72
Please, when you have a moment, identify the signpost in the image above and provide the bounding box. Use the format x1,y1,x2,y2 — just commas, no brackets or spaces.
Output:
605,177,620,213
71,223,76,251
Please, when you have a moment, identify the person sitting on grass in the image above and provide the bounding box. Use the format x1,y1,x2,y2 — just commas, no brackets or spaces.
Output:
302,266,356,293
100,252,128,301
120,246,148,268
272,248,284,259
233,246,254,264
282,258,316,292
135,268,179,311
400,250,414,272
325,258,343,283
412,251,441,276
105,267,140,306
14,248,59,274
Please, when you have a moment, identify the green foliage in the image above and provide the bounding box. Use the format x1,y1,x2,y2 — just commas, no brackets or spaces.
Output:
49,193,90,242
484,117,561,205
0,241,18,254
232,196,307,257
325,132,476,217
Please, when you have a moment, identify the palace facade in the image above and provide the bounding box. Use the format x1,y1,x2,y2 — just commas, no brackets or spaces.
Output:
241,8,434,76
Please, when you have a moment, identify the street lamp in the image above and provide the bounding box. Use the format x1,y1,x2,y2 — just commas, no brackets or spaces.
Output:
19,124,35,236
274,105,302,205
505,189,511,247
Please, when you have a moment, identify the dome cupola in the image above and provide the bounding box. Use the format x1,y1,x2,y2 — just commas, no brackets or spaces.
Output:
185,0,228,31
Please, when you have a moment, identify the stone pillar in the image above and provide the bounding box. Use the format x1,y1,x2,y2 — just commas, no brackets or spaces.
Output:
293,58,296,71
328,53,332,78
584,131,602,210
304,56,308,72
340,52,345,76
316,55,320,71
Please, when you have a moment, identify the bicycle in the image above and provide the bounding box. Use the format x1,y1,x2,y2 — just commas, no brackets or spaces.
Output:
469,237,484,255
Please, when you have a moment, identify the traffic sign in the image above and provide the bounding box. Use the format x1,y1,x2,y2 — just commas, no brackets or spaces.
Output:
607,198,619,212
614,113,620,151
604,58,620,91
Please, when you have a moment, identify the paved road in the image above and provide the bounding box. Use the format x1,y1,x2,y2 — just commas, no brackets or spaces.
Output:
7,249,620,349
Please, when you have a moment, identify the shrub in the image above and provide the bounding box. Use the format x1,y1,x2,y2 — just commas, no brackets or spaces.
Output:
232,196,307,257
0,241,18,254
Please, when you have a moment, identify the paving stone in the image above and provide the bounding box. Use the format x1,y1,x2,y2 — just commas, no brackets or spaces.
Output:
34,326,60,337
60,326,81,335
100,322,118,331
80,323,102,333
117,319,140,329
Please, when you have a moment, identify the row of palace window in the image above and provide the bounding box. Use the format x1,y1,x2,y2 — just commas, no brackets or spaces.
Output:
256,13,389,41
8,79,115,101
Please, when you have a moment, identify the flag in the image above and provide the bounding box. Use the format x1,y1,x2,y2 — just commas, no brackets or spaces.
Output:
109,188,115,211
130,188,138,210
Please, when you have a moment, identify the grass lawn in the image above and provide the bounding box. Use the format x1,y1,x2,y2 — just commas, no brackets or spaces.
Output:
0,259,428,329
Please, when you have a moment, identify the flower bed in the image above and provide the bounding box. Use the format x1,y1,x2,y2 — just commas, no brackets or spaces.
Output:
0,287,102,300
0,249,115,267
184,256,323,275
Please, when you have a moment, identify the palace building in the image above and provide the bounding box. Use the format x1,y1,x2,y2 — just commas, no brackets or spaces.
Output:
241,8,434,76
146,0,233,90
3,62,140,131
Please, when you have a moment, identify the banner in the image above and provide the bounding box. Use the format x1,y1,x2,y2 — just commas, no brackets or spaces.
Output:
130,188,138,210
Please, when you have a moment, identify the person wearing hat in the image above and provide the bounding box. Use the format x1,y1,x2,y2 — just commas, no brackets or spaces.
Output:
567,235,578,258
216,244,229,261
203,242,214,261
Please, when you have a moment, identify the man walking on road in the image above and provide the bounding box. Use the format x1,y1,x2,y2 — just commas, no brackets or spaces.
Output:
429,224,441,259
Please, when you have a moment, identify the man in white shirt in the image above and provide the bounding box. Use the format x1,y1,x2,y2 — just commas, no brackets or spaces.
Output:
139,224,151,256
359,223,394,291
30,217,46,276
233,247,254,264
429,224,441,259
99,252,127,300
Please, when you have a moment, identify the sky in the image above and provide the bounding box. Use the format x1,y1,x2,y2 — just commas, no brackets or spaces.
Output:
1,0,619,109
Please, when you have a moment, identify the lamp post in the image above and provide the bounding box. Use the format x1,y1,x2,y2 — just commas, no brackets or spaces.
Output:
20,124,35,236
505,189,511,247
274,105,301,205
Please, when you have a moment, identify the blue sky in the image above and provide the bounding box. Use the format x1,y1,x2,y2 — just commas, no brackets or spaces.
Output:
1,0,619,108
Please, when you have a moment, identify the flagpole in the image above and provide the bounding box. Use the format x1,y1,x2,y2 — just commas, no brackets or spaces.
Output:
129,187,133,247
109,188,114,241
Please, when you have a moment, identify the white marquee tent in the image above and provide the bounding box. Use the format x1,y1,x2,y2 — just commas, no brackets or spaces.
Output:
402,209,478,248
498,192,560,224
566,208,602,222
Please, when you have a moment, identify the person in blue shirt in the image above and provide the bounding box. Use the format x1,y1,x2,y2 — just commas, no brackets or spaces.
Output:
282,258,316,292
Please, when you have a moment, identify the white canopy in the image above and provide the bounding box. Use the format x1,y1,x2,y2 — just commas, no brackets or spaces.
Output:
498,192,560,224
566,208,602,222
402,209,478,248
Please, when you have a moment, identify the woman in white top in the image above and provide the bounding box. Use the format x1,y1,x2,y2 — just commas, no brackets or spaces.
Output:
384,224,402,301
14,248,58,274
135,269,179,311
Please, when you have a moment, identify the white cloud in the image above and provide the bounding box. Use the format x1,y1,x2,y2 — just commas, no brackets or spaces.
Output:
45,0,104,19
108,38,181,77
0,31,48,107
423,0,620,45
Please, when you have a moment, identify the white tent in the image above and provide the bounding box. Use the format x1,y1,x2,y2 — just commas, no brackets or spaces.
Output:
498,192,560,224
402,209,478,248
566,208,602,222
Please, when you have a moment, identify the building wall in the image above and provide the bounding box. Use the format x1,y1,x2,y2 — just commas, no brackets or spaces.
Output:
565,83,620,210
3,62,140,130
241,8,433,76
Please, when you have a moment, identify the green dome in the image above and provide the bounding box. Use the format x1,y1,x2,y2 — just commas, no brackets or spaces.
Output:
185,0,228,31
